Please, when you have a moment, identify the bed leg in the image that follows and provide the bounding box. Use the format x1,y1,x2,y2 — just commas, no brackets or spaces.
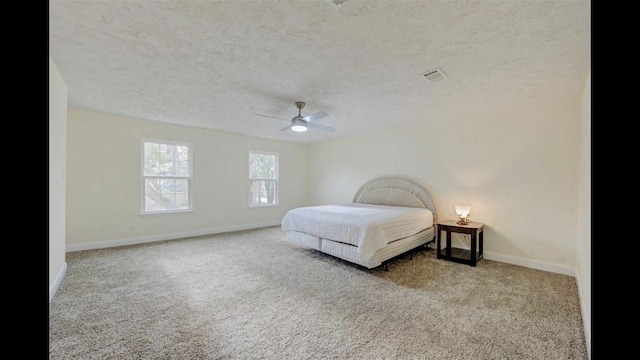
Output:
384,262,389,271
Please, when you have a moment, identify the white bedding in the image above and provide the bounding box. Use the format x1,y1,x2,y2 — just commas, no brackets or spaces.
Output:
281,203,433,262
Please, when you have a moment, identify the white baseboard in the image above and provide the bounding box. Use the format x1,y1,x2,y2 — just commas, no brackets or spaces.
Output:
574,268,591,359
66,221,281,252
483,251,575,276
49,262,67,303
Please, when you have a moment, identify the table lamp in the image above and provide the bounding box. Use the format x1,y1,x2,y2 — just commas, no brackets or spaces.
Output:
454,203,472,225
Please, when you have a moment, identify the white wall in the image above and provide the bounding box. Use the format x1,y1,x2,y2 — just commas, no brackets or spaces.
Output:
66,108,308,249
49,57,68,301
575,70,591,358
308,95,582,273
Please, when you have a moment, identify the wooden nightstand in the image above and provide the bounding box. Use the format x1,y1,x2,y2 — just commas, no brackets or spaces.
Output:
436,220,484,267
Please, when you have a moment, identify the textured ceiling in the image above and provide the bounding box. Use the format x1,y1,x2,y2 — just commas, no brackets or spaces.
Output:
49,0,590,144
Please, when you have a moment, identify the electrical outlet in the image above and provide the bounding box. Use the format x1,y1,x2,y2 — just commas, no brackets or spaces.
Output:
464,234,472,250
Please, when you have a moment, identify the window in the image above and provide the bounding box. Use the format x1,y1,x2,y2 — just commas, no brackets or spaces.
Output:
249,151,278,207
141,139,191,214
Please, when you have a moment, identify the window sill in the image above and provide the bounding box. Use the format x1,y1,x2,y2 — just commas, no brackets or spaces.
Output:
139,209,193,216
248,204,279,208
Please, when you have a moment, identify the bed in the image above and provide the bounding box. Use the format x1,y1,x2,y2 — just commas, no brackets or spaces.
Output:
281,177,437,269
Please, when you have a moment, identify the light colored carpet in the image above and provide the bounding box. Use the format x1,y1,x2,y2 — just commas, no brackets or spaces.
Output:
49,226,588,359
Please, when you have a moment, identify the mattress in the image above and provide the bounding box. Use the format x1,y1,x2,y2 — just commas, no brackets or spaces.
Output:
281,203,433,262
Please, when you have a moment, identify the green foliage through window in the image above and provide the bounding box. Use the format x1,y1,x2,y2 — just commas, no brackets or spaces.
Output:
143,140,191,213
249,152,278,206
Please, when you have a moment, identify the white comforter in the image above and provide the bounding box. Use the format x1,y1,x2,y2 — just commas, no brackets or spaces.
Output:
281,203,433,262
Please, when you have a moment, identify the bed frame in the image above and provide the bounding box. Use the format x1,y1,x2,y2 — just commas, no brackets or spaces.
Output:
286,177,438,270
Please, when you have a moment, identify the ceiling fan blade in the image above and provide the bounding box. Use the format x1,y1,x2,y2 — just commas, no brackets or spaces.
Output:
301,111,328,123
307,122,335,132
255,114,290,122
278,125,293,131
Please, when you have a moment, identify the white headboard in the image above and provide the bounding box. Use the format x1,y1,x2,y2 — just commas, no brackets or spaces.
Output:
353,177,437,222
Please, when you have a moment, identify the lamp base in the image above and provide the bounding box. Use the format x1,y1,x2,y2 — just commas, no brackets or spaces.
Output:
456,218,469,225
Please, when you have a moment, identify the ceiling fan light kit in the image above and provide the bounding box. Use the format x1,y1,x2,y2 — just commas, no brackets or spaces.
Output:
291,124,308,132
255,101,335,133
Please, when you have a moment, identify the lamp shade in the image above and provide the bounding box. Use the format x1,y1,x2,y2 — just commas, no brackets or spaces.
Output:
454,203,471,225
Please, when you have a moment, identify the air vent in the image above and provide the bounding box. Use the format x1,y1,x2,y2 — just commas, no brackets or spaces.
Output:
325,0,348,8
421,68,448,82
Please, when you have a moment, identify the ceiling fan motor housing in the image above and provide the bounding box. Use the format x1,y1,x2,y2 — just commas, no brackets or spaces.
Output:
291,116,308,132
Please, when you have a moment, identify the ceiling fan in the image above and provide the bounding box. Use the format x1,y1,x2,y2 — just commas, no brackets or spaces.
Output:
255,101,335,132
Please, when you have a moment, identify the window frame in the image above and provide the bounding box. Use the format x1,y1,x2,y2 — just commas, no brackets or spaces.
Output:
248,150,279,208
140,138,193,215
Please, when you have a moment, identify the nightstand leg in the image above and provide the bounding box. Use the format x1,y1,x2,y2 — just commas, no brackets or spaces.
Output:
436,225,442,259
479,229,483,260
470,230,477,267
446,231,451,258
